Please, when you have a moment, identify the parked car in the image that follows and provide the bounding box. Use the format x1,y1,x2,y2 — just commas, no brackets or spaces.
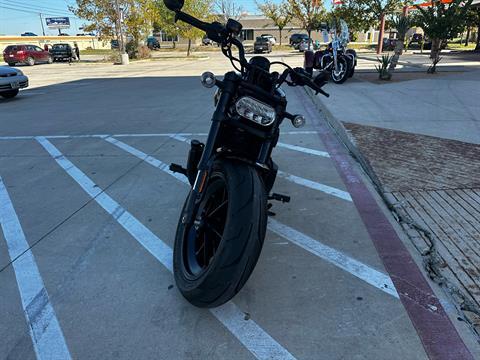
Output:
261,34,276,46
21,32,37,37
50,43,77,62
289,33,309,49
111,40,119,49
0,66,28,99
253,36,272,53
202,36,213,45
147,37,160,50
298,39,319,52
408,33,433,50
59,33,70,36
3,45,52,66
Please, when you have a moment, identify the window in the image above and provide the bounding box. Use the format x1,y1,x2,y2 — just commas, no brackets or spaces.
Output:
160,31,178,42
241,29,254,41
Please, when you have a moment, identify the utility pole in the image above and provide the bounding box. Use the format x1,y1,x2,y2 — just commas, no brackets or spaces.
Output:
114,0,129,65
39,13,45,36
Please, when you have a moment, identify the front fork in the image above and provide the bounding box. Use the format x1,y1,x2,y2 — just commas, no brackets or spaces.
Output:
181,72,238,225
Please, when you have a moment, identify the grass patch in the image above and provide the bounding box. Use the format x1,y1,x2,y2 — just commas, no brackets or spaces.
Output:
446,42,477,50
81,49,114,55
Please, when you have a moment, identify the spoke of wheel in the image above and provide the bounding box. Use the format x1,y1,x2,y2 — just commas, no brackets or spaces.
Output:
206,222,223,240
195,241,205,256
207,200,228,218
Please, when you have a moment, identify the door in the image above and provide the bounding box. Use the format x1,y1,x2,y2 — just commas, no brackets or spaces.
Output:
34,46,48,61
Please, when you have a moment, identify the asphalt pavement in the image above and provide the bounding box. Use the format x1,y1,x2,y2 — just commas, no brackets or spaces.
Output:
0,54,478,359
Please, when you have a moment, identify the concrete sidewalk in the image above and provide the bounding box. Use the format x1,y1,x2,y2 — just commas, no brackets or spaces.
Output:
312,68,480,338
320,69,480,144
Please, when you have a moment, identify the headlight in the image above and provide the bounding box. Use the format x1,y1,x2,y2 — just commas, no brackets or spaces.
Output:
235,96,276,126
15,70,24,76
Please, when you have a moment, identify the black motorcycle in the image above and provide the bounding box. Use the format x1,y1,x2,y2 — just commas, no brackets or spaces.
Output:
304,19,356,84
164,0,329,308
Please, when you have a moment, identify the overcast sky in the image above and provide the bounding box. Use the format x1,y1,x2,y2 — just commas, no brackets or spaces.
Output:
0,0,291,36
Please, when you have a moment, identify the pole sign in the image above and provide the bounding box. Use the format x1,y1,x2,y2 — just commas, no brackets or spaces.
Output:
45,17,71,29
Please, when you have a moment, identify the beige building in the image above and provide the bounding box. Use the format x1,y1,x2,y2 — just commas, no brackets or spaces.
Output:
158,15,383,48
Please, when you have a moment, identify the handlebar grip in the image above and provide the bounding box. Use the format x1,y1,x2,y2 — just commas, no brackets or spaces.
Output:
317,88,330,98
175,11,210,32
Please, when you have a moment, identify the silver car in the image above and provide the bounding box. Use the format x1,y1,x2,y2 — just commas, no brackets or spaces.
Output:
0,66,29,99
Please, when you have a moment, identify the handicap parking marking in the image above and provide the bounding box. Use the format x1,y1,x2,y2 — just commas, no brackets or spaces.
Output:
36,136,296,360
0,177,72,360
103,137,400,297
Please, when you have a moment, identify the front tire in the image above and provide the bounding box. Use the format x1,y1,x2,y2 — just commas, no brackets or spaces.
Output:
174,160,267,308
1,90,19,99
331,57,349,84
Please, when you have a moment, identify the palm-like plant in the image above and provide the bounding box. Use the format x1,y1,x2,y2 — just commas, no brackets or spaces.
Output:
375,54,393,80
387,15,409,77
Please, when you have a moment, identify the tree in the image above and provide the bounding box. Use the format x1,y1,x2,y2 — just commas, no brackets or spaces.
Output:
476,8,480,51
154,0,213,56
412,0,473,73
463,7,480,48
328,0,375,41
71,0,156,49
287,0,326,45
353,0,403,53
256,0,292,45
387,15,410,77
215,0,244,22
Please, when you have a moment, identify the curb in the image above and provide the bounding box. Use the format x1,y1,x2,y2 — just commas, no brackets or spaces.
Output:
303,86,480,340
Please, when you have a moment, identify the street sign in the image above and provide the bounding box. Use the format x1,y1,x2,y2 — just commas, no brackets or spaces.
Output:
46,17,70,29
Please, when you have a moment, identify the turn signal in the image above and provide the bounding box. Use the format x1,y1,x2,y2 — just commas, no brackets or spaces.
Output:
292,115,306,128
201,72,216,88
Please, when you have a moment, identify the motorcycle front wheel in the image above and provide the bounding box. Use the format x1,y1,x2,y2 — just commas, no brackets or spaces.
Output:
331,57,349,84
173,160,267,308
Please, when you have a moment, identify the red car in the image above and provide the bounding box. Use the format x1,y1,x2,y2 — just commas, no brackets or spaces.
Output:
3,44,53,66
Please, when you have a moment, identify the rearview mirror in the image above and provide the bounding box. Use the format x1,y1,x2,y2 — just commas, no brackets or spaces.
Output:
164,0,184,11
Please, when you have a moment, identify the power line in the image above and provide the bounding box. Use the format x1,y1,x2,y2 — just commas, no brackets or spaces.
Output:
0,0,74,16
7,0,75,14
0,2,77,17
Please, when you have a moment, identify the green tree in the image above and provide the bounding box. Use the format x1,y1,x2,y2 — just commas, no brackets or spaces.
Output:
345,0,403,53
71,0,156,50
411,0,473,73
463,7,480,47
155,0,213,56
287,0,326,45
328,0,375,41
256,0,292,45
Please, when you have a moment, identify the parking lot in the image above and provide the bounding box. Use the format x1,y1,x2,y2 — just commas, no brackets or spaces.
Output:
1,54,479,359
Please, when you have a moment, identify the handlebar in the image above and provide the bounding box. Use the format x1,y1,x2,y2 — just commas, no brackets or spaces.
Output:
170,7,329,98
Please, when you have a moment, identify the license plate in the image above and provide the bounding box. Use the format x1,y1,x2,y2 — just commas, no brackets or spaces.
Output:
10,82,20,89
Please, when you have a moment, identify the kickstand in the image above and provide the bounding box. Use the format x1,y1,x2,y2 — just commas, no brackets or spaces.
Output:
267,203,276,217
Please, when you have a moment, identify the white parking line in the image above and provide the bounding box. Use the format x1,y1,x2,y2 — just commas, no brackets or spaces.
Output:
277,171,352,202
166,135,350,201
0,131,318,141
268,219,399,298
36,137,295,360
103,137,397,297
277,143,330,158
169,134,330,158
0,177,72,360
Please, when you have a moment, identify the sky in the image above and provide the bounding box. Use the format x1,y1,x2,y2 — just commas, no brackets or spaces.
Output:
0,0,286,36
